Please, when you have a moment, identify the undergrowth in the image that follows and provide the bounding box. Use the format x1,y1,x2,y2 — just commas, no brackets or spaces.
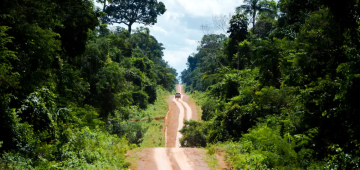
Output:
143,88,170,119
125,87,170,169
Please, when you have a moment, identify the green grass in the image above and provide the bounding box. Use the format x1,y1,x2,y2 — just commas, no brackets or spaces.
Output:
126,87,170,168
143,88,170,119
140,119,165,148
141,87,169,147
204,148,219,170
189,91,206,121
139,87,169,147
125,147,142,170
205,144,232,170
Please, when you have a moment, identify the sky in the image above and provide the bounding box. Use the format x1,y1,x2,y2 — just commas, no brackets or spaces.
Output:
95,0,243,76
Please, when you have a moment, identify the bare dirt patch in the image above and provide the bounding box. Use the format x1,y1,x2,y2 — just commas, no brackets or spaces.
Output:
130,148,157,170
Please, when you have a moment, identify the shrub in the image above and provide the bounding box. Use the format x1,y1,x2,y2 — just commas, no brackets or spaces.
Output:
180,120,207,147
109,120,147,146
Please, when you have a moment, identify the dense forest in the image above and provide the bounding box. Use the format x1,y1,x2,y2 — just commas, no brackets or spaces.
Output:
0,0,176,168
180,0,360,169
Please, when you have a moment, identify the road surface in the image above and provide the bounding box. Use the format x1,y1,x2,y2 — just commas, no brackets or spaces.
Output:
133,85,210,170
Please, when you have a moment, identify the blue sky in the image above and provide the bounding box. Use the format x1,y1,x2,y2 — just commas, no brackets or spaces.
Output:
95,0,243,75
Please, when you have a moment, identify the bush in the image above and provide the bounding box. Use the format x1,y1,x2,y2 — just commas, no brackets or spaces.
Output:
217,124,314,169
1,127,131,169
0,88,131,169
180,120,207,147
109,120,147,146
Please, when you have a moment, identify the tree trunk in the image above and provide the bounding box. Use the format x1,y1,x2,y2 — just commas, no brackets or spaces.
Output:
128,24,132,36
253,9,256,27
102,0,106,12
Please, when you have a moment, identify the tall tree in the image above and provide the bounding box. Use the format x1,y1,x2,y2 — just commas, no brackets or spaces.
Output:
104,0,166,35
96,0,112,12
236,0,274,27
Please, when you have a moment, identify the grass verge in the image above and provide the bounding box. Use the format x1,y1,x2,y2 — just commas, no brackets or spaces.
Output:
140,119,165,148
204,149,219,170
126,86,170,169
205,144,231,170
143,88,169,119
189,91,206,121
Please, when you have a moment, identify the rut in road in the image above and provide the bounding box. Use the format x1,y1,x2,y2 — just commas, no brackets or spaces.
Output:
133,85,210,170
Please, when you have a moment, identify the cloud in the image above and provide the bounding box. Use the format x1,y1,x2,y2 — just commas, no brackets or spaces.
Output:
163,47,194,72
95,0,243,75
177,0,238,17
147,0,242,74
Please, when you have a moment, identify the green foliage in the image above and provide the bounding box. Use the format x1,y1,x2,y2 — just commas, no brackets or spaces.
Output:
139,120,165,148
1,127,131,169
218,124,303,169
0,0,176,168
94,62,127,118
228,14,248,43
139,86,169,147
179,120,207,147
104,0,166,34
143,86,170,118
181,0,360,168
236,0,276,27
110,120,147,145
0,24,18,92
200,96,218,121
0,88,131,169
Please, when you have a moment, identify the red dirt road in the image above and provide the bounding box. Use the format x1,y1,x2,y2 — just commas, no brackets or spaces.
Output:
133,85,210,170
135,148,209,170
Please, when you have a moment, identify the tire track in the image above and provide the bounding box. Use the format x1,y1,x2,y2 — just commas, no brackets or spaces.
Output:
135,84,209,170
173,98,184,148
178,85,192,121
174,84,192,147
154,148,173,170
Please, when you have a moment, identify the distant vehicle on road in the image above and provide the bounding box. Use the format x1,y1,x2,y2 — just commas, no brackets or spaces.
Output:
175,93,181,99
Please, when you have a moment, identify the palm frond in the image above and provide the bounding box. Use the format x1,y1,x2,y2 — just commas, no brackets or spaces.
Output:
236,5,251,14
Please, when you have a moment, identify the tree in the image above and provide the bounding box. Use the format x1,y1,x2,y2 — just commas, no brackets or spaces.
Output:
236,0,275,27
227,14,248,43
197,34,227,74
93,63,127,119
200,14,232,35
96,0,112,12
104,0,166,35
258,0,277,19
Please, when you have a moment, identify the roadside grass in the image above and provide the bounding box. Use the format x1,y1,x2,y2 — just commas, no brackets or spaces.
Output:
189,91,206,121
184,89,232,169
140,86,170,148
139,119,165,148
140,87,168,147
125,148,141,170
204,148,219,170
143,88,169,119
205,144,231,170
126,86,169,168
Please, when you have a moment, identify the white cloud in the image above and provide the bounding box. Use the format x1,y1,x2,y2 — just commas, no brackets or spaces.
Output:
151,25,169,35
163,48,195,72
185,39,198,47
150,0,242,74
94,0,244,75
176,0,239,17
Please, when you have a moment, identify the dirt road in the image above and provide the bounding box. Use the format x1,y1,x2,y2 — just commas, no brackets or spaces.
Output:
133,85,210,170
